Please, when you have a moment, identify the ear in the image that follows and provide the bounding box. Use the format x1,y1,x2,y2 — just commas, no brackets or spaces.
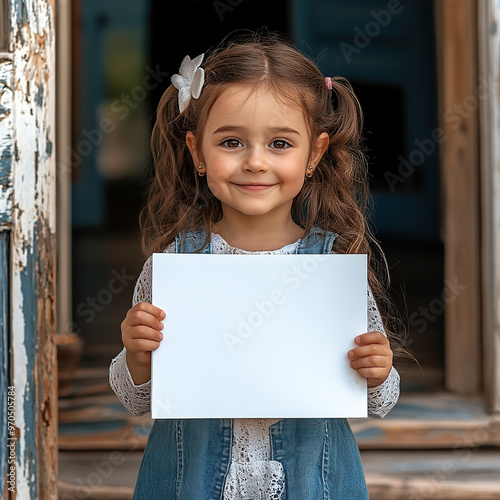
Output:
309,132,330,171
186,131,202,169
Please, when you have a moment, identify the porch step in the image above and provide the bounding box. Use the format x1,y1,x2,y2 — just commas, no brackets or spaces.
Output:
58,451,139,500
59,387,500,450
350,391,500,449
58,449,500,500
362,449,500,500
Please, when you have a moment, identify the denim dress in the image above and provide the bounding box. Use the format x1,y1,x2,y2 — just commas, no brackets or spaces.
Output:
132,226,369,500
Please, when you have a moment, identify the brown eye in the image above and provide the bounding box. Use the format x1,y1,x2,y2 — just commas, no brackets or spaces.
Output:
222,138,242,148
270,140,291,149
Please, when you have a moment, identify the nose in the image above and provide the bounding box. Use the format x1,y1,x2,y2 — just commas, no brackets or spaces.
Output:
243,146,268,173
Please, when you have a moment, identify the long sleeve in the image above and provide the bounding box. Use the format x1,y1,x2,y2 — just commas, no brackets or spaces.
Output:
109,256,153,415
366,287,400,418
109,244,175,415
109,243,175,416
109,347,151,416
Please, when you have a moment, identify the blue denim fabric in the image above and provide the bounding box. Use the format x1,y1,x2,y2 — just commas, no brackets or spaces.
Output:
133,226,369,500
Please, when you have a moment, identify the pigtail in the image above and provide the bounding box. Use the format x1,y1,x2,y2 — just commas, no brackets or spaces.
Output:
294,74,409,359
294,76,368,253
141,86,207,255
327,78,409,359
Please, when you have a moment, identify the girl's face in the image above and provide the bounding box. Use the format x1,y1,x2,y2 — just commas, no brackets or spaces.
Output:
187,84,328,225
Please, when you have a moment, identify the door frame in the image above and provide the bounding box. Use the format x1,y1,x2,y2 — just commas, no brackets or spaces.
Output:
478,0,500,413
434,0,483,395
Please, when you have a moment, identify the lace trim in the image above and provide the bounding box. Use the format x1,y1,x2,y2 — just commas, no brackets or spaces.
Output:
232,418,280,462
367,366,400,418
109,348,151,416
367,286,385,334
365,288,400,418
211,232,300,255
223,461,286,500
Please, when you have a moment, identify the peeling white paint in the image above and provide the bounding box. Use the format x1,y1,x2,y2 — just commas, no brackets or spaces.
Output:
0,57,13,222
10,1,56,251
7,0,57,497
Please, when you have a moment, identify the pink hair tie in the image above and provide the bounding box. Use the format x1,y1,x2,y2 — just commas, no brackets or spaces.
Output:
325,77,333,90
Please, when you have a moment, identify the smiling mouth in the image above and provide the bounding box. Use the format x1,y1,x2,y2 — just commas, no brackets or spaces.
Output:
234,183,277,191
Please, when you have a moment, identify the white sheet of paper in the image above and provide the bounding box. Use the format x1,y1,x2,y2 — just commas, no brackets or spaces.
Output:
151,253,367,419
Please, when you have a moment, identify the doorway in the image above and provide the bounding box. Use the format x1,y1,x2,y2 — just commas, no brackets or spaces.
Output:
293,0,444,391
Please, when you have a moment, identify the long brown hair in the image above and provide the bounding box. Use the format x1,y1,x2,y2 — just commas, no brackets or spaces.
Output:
141,32,408,356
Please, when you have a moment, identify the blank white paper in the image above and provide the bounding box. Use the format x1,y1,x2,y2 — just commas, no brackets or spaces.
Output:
151,253,367,419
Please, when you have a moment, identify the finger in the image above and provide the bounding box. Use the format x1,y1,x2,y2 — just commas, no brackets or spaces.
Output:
356,366,390,381
348,344,392,360
354,331,388,346
127,338,162,353
124,326,163,343
132,302,166,320
350,355,391,370
130,351,152,366
126,310,165,331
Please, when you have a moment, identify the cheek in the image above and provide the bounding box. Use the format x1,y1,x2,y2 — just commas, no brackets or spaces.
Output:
205,167,228,198
290,176,306,195
279,162,307,191
206,176,222,198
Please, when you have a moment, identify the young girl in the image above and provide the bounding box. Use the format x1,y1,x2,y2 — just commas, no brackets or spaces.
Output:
110,33,401,500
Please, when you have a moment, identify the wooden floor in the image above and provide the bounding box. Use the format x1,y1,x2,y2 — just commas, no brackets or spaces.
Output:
58,359,500,499
58,448,500,500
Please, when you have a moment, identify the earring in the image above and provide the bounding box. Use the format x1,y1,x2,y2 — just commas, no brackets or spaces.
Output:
305,165,314,178
197,164,205,177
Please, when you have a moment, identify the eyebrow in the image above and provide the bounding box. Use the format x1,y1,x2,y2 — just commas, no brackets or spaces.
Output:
212,125,301,136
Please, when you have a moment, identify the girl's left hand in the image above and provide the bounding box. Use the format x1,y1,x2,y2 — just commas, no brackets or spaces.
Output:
348,331,393,388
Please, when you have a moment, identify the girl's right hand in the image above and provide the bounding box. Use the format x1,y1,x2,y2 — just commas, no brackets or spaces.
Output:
121,302,166,384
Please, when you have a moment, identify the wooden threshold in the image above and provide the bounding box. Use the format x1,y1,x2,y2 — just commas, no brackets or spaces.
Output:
352,392,500,449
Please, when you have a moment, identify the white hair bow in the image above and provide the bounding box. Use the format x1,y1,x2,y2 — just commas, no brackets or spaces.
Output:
171,54,205,113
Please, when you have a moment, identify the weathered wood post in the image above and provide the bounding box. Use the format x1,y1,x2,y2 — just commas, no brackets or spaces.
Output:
434,0,482,394
0,0,58,497
478,0,500,414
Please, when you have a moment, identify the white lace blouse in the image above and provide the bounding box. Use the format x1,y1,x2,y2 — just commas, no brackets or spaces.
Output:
109,232,400,500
